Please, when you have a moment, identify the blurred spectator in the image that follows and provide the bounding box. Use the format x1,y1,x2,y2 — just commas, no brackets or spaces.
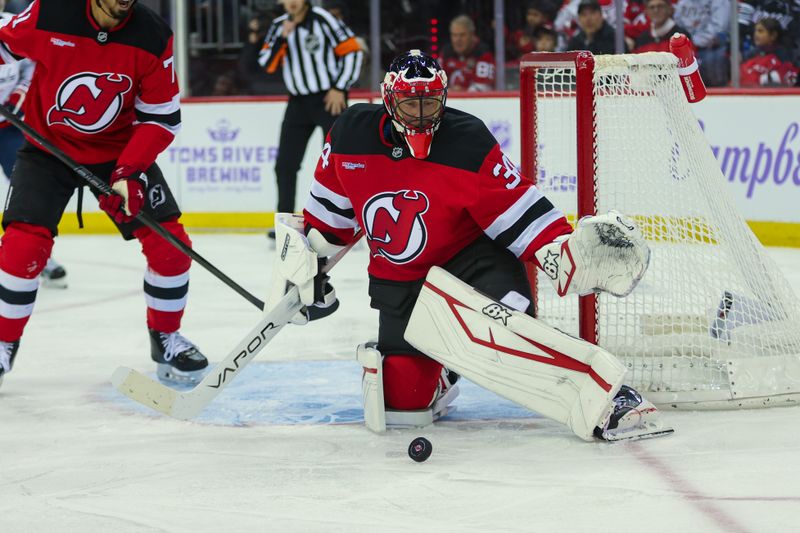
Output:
740,17,798,87
237,14,282,95
508,1,558,58
556,0,679,51
566,0,619,55
623,0,650,44
535,25,559,52
632,0,689,54
211,74,238,96
323,0,348,23
738,0,800,66
440,14,496,92
674,0,730,87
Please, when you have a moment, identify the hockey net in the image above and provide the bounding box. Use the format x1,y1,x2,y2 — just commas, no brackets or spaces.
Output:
520,51,800,408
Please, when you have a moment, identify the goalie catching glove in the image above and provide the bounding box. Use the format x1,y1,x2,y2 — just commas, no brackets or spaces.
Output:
264,213,342,324
535,210,650,297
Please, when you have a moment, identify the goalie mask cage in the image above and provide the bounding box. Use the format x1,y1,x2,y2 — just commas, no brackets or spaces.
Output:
520,51,800,408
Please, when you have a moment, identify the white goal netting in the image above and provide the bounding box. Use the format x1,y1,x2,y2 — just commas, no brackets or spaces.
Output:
523,52,800,408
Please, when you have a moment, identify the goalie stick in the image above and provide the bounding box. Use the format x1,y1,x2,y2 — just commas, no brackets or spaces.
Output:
111,234,361,420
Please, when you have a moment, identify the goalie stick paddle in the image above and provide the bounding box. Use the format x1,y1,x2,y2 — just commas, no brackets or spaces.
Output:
0,106,265,311
111,234,362,420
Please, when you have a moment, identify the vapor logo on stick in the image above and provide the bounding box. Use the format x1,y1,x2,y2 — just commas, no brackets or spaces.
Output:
47,72,133,133
362,190,429,264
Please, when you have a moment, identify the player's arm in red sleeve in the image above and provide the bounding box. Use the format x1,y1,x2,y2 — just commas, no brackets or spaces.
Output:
302,132,360,246
0,1,41,60
100,34,180,222
468,143,572,264
115,34,180,173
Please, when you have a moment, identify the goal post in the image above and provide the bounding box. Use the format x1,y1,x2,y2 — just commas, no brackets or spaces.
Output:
519,51,800,409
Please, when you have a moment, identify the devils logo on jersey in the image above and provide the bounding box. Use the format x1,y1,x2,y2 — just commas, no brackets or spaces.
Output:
47,72,133,134
362,190,429,264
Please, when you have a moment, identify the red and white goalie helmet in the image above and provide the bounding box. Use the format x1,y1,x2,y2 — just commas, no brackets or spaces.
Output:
380,49,448,159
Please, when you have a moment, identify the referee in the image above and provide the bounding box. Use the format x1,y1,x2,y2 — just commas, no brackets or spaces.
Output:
258,0,363,234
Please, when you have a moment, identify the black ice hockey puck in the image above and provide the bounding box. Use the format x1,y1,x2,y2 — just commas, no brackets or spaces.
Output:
408,437,432,462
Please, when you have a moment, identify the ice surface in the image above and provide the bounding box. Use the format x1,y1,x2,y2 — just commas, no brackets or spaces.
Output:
1,235,799,533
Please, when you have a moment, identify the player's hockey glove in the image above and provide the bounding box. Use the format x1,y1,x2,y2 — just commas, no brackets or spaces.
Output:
99,166,148,223
4,86,27,118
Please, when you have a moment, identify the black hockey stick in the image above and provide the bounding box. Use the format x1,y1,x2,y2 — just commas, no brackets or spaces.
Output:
0,105,265,310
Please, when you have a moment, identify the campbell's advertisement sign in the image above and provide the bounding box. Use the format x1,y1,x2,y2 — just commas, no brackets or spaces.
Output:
453,95,800,223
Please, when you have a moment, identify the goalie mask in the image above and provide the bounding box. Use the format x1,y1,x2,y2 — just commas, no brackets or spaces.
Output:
381,50,448,159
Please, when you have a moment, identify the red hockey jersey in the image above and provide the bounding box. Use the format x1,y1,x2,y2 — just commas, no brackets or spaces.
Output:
303,104,572,282
439,42,495,92
0,0,180,168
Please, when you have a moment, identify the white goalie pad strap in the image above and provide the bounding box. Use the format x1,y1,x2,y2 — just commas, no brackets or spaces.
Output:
404,267,628,441
535,210,650,298
356,343,386,433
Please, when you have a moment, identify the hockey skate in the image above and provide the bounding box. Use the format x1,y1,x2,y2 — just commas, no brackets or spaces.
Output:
149,329,208,385
594,386,674,442
0,340,20,389
40,258,68,289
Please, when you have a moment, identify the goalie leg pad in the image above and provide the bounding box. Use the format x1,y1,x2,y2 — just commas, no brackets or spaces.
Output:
405,266,628,441
356,343,386,433
356,345,460,432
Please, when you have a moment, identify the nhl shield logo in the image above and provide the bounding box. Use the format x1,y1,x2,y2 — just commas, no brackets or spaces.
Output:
391,146,403,159
304,34,321,53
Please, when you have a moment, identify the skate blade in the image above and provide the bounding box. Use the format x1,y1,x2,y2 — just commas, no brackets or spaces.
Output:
599,426,675,442
156,363,206,386
40,278,68,289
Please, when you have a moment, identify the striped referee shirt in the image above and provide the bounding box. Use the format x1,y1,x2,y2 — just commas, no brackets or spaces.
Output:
258,7,363,96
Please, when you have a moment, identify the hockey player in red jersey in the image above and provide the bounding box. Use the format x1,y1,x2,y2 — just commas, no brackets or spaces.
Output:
0,0,207,388
268,50,672,441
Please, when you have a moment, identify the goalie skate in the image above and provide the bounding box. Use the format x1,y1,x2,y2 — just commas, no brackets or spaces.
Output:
594,386,674,442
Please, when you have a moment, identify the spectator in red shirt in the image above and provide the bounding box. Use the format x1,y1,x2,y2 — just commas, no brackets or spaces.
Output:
632,0,690,54
740,17,798,87
440,14,496,92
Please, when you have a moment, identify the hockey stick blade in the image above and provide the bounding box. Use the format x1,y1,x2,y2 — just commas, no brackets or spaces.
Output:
111,287,303,420
110,233,361,420
112,366,182,417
